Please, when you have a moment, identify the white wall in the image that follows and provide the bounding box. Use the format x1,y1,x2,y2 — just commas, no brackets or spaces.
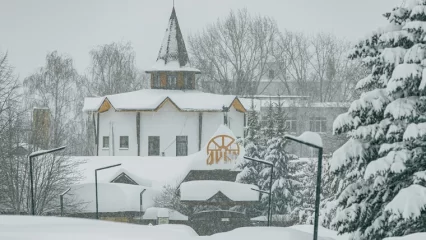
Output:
140,101,199,157
96,102,245,157
201,112,223,148
228,107,245,139
98,109,138,156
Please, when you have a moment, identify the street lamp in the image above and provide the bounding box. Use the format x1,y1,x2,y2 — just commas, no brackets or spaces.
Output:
29,146,66,215
284,131,323,240
60,188,71,217
95,163,121,219
140,189,146,222
244,156,274,227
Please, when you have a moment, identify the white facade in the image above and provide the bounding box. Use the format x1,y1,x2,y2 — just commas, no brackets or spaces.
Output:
96,100,245,157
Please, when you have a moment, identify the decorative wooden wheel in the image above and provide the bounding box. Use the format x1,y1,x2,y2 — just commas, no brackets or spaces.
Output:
206,135,240,165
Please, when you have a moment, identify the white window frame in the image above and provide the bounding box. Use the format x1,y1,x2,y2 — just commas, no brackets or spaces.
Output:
285,118,297,134
309,117,327,133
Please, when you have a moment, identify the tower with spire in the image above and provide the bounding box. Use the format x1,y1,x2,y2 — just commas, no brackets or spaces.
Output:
146,7,200,90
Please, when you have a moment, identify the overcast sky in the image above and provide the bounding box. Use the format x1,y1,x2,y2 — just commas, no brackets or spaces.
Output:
1,0,401,78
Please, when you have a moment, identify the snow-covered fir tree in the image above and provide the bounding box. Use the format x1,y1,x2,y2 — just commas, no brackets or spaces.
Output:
236,98,264,216
238,98,264,186
262,98,276,143
331,1,426,239
260,97,304,221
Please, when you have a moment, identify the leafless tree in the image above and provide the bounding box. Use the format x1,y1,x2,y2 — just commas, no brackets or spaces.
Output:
189,9,278,95
0,51,84,214
24,51,80,149
271,31,313,97
0,52,20,134
272,31,367,102
84,42,144,96
23,51,93,156
309,33,366,102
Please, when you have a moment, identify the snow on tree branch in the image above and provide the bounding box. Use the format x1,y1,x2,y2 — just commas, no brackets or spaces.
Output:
385,185,426,221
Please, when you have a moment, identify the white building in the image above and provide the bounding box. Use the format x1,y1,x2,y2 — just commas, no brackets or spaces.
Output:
82,7,246,157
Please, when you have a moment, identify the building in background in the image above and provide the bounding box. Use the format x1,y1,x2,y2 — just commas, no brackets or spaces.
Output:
83,7,246,157
241,96,348,157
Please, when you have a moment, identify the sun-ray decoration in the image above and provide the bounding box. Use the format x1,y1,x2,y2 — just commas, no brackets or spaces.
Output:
206,135,240,165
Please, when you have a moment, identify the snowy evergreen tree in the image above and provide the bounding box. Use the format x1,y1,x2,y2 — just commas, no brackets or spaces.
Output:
259,97,305,222
238,98,264,186
237,98,264,216
262,98,276,144
261,136,303,221
331,1,426,239
274,96,287,138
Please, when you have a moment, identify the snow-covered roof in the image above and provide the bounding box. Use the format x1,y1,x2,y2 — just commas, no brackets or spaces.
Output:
145,7,199,73
83,89,244,112
109,168,153,187
180,180,259,202
68,183,158,213
73,155,194,189
240,97,350,111
142,207,188,221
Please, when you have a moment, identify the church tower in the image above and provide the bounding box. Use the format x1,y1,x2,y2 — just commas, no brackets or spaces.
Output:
146,7,200,90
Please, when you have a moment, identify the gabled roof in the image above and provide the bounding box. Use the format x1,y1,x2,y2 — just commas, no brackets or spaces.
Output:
146,7,200,73
83,89,246,113
109,168,153,187
179,180,259,202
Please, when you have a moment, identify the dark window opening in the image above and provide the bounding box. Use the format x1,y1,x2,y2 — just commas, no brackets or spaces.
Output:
184,73,193,89
148,136,160,156
153,73,161,88
102,136,109,148
120,136,129,149
176,136,188,156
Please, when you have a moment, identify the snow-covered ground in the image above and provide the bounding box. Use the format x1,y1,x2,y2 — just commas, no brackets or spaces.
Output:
0,215,357,240
209,227,335,240
0,215,194,240
289,225,350,240
384,233,426,240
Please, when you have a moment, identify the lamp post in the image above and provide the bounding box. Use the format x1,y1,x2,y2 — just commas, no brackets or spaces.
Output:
244,156,274,227
284,132,323,240
29,146,66,215
140,189,146,222
95,163,121,219
60,188,71,217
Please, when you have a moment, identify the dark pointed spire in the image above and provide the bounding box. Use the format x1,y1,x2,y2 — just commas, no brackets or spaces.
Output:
156,7,189,67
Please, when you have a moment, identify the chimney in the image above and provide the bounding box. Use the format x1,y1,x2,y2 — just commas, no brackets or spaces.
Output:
32,108,50,149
